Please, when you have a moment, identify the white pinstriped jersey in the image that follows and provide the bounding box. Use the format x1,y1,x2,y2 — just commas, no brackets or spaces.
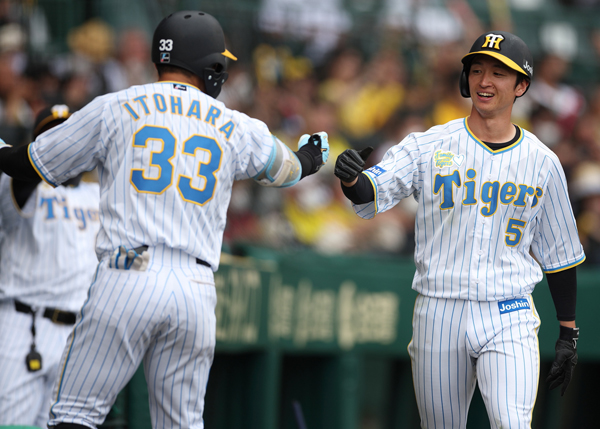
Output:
27,81,276,269
354,117,585,301
0,177,100,312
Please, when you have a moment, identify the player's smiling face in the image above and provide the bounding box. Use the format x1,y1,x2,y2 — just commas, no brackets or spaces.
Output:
468,55,528,119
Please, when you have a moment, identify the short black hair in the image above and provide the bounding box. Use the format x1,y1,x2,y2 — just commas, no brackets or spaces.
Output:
515,73,529,89
514,74,530,102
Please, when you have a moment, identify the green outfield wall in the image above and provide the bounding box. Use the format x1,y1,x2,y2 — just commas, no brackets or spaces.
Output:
102,248,600,429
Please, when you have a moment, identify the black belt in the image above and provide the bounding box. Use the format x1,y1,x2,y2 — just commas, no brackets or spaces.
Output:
133,246,210,268
15,300,77,325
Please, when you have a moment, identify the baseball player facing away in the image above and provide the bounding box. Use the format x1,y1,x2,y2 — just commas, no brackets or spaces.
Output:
0,10,329,429
0,105,100,427
335,31,584,428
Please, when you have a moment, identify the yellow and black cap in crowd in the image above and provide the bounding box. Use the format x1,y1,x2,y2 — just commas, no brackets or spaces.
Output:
33,104,72,139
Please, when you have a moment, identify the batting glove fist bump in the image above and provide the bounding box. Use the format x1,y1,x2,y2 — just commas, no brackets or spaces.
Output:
547,326,579,396
297,132,329,173
334,147,373,182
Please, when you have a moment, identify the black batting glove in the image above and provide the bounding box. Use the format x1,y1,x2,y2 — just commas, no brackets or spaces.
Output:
546,325,579,396
296,132,330,178
334,147,373,182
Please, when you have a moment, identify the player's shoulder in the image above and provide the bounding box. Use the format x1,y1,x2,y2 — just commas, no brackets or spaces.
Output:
520,127,561,162
107,82,186,102
111,83,159,100
76,87,132,118
383,119,465,161
118,81,268,138
212,100,270,138
402,118,465,148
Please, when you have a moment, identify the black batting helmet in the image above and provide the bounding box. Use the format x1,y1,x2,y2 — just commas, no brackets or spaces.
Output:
459,31,533,98
33,104,71,140
151,11,237,98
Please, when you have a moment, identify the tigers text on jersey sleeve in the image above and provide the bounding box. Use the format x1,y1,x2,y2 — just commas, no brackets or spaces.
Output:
353,118,585,301
0,178,100,312
28,82,276,269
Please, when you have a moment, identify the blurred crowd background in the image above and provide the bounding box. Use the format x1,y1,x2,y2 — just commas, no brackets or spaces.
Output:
4,0,600,264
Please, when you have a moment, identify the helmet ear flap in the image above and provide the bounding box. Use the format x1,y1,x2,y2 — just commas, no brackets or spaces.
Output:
459,66,470,98
202,68,229,98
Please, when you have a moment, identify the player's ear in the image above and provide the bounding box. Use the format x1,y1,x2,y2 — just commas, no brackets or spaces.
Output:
514,76,529,98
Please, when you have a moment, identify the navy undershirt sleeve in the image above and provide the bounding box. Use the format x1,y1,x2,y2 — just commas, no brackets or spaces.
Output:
0,145,42,183
546,267,577,321
341,173,375,205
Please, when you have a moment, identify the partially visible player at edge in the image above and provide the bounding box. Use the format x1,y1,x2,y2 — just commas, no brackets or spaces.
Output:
0,105,100,427
0,11,329,429
335,31,583,428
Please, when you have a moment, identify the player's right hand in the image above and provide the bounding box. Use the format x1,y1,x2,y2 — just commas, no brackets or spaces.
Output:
334,147,373,183
546,326,579,396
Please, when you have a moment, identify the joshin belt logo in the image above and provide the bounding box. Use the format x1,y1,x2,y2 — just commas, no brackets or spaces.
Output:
498,298,530,314
434,150,464,168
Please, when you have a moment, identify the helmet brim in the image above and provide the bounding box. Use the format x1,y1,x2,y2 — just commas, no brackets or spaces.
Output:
222,49,237,61
462,51,528,77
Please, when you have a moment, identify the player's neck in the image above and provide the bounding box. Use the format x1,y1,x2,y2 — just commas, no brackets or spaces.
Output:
157,72,205,92
467,111,515,143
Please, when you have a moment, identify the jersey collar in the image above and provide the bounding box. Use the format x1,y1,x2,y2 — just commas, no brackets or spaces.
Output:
158,80,201,91
463,117,524,154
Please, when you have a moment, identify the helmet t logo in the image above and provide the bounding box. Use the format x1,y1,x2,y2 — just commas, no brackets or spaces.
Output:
482,34,505,50
51,105,70,119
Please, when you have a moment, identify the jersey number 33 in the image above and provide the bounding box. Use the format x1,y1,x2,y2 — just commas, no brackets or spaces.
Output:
130,125,222,206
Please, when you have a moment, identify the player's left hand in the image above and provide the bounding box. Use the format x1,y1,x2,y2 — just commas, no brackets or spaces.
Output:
297,132,329,172
334,147,373,182
546,326,579,396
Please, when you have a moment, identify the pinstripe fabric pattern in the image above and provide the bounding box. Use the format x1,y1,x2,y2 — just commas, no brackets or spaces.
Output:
0,178,100,311
409,294,541,429
28,82,275,270
25,80,284,428
0,177,100,426
350,117,583,428
354,118,585,301
0,301,77,427
47,246,216,428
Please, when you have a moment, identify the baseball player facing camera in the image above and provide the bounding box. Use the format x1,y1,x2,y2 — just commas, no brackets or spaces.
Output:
0,105,100,427
0,10,329,429
336,31,583,428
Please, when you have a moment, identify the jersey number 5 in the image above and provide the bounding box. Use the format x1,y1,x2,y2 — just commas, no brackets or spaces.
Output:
505,218,527,247
130,125,222,206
